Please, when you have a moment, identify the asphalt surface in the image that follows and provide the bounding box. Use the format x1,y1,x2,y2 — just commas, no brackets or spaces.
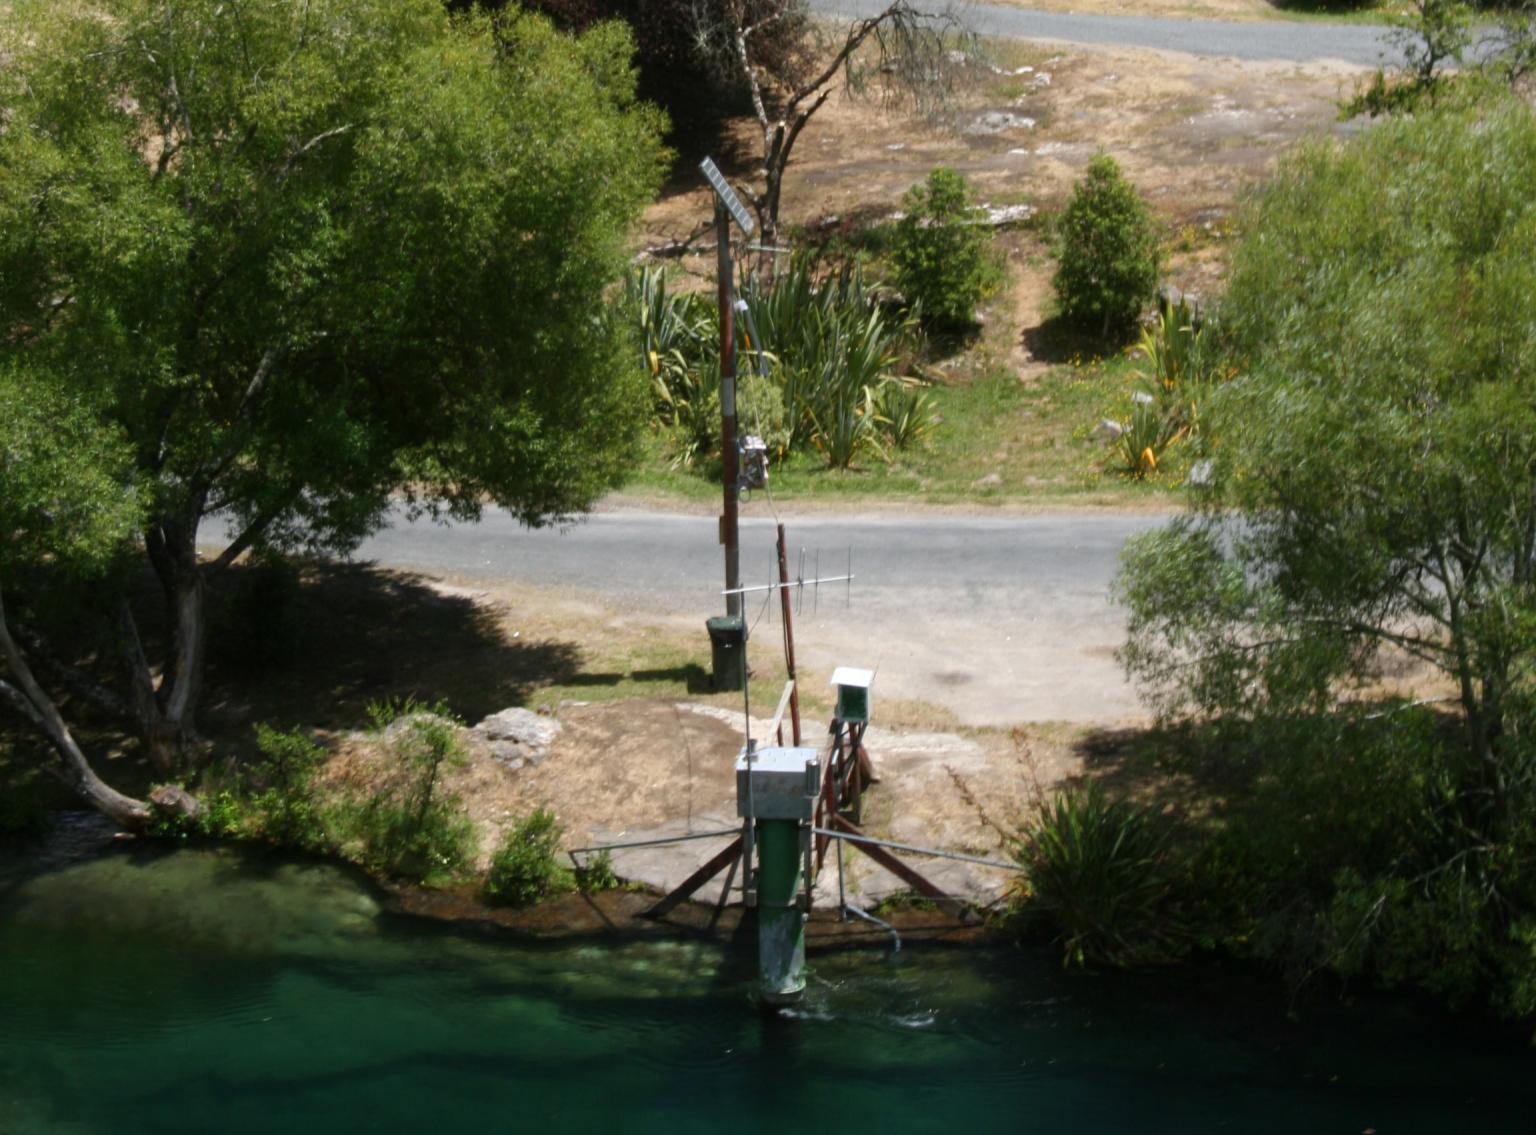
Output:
349,507,1173,725
813,0,1400,66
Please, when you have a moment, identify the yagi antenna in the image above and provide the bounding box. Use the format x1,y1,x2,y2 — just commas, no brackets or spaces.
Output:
722,546,855,611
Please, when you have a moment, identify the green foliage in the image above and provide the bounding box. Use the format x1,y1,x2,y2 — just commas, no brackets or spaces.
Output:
485,808,575,907
1116,97,1536,1014
1007,781,1187,969
0,0,666,797
870,377,939,453
1101,297,1226,480
249,726,329,849
743,258,923,468
140,713,472,885
0,363,140,578
575,848,620,894
145,784,248,842
1342,0,1472,118
338,711,475,884
891,168,1001,329
0,0,664,533
625,266,720,469
1053,154,1160,340
627,258,926,470
1108,392,1184,481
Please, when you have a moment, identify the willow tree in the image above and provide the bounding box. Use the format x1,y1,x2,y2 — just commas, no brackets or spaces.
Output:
1119,99,1536,820
1116,100,1536,1002
0,0,665,803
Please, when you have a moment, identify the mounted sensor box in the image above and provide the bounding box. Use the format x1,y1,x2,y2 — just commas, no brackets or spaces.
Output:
736,746,819,821
830,667,874,725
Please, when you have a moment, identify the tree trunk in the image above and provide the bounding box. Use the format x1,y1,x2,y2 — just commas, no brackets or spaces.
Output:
143,519,209,773
0,587,151,829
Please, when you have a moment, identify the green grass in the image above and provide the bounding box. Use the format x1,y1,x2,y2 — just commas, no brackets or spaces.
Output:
625,356,1184,510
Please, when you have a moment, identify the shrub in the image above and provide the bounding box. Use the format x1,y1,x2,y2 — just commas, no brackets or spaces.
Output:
625,265,719,468
575,848,619,894
870,376,939,452
1008,780,1186,968
485,808,575,907
891,167,1001,329
1099,296,1227,480
338,709,475,884
1053,154,1160,340
628,256,927,470
740,257,915,469
249,725,329,848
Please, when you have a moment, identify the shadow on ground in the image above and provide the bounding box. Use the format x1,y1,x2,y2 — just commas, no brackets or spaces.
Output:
1067,723,1251,824
1021,314,1133,368
200,560,583,738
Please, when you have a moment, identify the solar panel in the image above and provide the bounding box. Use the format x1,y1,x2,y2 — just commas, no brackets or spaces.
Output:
699,156,756,237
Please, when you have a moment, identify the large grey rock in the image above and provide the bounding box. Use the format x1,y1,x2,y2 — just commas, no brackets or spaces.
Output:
474,707,561,769
966,110,1036,135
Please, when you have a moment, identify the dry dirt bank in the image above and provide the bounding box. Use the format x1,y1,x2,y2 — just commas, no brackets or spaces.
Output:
642,40,1366,357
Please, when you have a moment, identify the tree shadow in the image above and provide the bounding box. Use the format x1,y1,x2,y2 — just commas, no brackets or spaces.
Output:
1020,313,1132,367
199,560,583,740
1066,722,1256,826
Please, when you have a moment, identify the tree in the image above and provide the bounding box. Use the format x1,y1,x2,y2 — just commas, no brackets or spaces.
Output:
691,0,970,254
1117,98,1536,930
0,0,665,814
0,365,149,826
891,167,1000,330
1343,0,1536,118
1052,153,1161,340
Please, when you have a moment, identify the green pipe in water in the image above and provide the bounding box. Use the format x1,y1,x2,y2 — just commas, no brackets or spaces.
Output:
755,818,806,1004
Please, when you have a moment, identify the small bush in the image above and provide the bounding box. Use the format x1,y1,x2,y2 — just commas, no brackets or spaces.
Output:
871,376,939,452
891,167,1001,329
485,808,575,907
1053,153,1160,340
250,725,329,848
1099,297,1227,480
338,709,475,884
575,848,619,894
1008,780,1187,968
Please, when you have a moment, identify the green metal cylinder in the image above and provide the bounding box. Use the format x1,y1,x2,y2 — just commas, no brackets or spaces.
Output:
755,818,806,1004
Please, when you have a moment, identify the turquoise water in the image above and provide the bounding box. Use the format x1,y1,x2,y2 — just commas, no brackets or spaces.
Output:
2,823,1531,1134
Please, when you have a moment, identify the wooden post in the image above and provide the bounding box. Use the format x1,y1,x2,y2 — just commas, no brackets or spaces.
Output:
717,204,740,619
775,523,802,746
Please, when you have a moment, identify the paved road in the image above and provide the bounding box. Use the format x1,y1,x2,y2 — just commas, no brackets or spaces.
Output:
814,0,1399,66
351,508,1172,725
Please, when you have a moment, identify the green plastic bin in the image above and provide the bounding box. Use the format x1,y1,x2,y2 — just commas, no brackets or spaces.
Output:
706,615,746,692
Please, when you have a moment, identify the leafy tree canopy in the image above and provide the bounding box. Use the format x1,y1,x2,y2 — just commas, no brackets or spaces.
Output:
1,0,664,543
1119,95,1536,822
0,364,141,578
0,0,666,794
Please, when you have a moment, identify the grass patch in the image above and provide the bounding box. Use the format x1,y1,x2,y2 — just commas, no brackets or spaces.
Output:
626,357,1180,509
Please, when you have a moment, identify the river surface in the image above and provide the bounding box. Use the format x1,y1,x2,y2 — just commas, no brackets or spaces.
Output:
2,820,1531,1134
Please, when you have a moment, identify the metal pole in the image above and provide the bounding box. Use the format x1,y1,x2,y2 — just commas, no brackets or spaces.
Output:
717,203,741,619
775,524,802,746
